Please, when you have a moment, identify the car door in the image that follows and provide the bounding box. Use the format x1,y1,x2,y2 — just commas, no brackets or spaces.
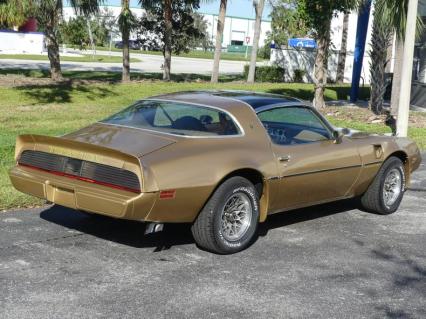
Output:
257,105,362,211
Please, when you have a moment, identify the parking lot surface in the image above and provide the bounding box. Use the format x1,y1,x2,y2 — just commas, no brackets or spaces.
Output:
1,158,425,319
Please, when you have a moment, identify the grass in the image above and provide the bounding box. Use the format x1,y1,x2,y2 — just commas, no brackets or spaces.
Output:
0,54,141,63
0,69,424,210
91,45,263,61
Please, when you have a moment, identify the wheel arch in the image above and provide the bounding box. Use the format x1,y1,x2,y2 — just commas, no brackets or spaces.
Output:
202,168,270,223
386,150,410,183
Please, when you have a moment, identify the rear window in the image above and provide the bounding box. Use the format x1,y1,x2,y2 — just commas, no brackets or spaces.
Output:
101,100,241,136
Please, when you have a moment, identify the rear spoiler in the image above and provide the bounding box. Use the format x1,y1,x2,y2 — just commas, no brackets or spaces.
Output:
15,134,143,179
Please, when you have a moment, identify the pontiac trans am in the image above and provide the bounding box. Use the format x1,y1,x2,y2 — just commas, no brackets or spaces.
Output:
9,91,422,254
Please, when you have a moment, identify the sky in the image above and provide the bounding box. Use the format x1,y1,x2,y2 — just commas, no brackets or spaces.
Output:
72,0,273,21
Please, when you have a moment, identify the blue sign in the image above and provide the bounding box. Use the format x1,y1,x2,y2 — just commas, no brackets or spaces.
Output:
288,38,317,49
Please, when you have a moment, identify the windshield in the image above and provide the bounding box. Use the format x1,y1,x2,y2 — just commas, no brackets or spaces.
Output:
101,100,241,137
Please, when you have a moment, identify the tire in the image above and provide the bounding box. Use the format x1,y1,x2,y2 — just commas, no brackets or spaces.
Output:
191,176,260,254
360,156,406,215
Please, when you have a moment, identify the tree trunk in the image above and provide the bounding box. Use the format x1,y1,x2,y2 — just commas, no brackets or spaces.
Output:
121,0,130,82
247,0,265,83
369,12,392,115
313,25,330,109
45,26,62,81
211,0,227,83
390,38,404,116
336,13,349,84
163,0,172,81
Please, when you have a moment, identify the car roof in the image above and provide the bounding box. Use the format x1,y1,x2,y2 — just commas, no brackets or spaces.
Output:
148,90,304,112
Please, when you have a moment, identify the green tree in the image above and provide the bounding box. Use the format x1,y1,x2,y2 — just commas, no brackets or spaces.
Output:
59,13,112,49
297,0,357,109
267,0,309,47
140,0,203,80
189,13,212,51
59,16,89,49
0,0,31,29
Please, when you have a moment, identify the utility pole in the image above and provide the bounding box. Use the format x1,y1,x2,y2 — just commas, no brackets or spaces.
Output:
396,0,419,137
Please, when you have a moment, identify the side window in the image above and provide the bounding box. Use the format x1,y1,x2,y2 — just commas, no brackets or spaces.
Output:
257,107,332,145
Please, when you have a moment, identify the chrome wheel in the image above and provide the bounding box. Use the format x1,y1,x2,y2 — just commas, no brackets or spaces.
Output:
383,168,402,208
220,192,252,242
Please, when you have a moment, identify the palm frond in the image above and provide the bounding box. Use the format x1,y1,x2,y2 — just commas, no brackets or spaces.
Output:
374,0,424,40
69,0,105,16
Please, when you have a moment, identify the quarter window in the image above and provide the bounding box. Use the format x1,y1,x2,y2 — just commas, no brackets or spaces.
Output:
257,107,332,145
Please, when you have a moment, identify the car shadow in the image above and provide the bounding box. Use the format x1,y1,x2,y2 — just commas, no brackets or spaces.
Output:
40,198,360,252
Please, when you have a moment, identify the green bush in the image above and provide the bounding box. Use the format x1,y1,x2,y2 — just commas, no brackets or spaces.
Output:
293,69,306,82
243,65,284,82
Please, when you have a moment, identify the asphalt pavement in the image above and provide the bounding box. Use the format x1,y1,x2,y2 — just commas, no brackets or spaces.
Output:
0,155,425,319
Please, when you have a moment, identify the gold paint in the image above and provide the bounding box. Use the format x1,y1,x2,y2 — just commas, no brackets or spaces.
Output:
8,92,422,223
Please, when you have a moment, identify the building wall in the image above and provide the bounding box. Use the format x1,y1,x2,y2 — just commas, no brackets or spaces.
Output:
62,6,272,49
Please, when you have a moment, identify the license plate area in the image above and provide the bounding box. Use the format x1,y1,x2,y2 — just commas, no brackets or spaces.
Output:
46,183,76,208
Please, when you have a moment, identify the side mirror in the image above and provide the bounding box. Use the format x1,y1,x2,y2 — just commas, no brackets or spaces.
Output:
333,130,344,144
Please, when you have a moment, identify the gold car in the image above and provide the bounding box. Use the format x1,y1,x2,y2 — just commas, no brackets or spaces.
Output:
9,91,422,254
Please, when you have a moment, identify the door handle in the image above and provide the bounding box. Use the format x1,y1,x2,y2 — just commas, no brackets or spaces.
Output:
278,155,291,162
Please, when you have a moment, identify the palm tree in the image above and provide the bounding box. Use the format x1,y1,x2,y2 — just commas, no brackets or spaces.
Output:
336,13,349,84
0,0,31,28
369,0,423,118
247,0,265,83
211,0,227,83
369,6,393,115
119,0,137,82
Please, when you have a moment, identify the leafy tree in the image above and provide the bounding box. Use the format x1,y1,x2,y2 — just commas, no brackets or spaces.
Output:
267,0,309,47
189,12,212,51
59,16,89,49
0,0,31,29
211,0,227,83
59,12,113,49
297,0,357,109
139,0,203,80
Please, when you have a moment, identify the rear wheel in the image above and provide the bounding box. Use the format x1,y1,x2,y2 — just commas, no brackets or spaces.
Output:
360,156,405,215
191,177,259,254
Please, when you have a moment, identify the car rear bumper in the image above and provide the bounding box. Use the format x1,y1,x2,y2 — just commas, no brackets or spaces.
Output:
9,165,157,220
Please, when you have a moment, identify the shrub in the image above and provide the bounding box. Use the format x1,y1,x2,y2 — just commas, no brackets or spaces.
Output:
257,45,271,60
293,69,306,82
243,65,285,82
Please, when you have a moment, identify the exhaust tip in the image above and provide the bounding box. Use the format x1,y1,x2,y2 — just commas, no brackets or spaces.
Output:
144,222,164,235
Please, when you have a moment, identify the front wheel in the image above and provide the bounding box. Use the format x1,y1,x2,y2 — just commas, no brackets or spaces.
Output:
360,156,406,215
191,177,259,254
